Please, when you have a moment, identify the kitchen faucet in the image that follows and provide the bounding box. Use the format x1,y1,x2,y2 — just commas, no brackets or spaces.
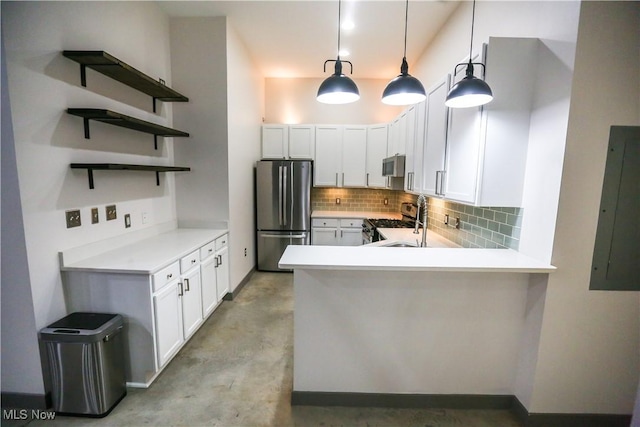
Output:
413,194,428,247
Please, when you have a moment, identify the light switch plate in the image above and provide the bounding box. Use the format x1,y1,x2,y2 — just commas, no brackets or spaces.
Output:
106,205,117,221
66,210,81,228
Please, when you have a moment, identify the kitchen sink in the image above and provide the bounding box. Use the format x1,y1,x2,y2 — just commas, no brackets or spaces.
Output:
374,240,420,248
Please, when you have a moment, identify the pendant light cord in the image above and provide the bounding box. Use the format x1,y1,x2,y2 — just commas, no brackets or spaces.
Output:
469,0,476,61
403,0,409,58
337,0,342,58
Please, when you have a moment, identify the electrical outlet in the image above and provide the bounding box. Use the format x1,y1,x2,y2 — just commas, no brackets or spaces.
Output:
384,198,389,206
124,214,131,228
91,207,99,224
455,217,461,229
335,198,341,205
65,209,81,228
444,214,449,225
106,205,117,221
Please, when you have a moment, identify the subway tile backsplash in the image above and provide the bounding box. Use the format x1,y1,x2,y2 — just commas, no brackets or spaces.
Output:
312,188,401,212
426,198,522,249
312,188,523,250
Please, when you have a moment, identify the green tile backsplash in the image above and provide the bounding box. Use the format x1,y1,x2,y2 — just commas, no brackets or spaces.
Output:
312,188,523,250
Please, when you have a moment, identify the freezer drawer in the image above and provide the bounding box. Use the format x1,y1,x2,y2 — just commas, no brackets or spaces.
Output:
257,231,309,272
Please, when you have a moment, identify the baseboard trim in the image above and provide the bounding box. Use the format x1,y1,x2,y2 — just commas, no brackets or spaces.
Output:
291,391,513,409
1,392,50,410
513,396,631,427
291,392,631,426
223,267,255,301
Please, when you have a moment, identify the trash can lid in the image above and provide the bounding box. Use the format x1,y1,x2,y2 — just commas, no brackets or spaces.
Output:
39,312,123,343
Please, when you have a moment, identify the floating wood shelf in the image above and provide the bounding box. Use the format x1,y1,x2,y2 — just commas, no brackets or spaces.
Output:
63,50,188,112
67,109,189,149
70,163,191,189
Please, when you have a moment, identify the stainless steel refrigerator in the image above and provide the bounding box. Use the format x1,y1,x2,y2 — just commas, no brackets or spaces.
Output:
256,160,311,271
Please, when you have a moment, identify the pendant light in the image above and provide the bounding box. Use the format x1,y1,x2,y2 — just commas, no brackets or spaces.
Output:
381,0,426,106
445,0,493,108
317,0,360,104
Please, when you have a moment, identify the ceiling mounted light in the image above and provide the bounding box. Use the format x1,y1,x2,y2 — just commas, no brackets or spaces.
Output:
382,0,426,106
445,0,493,108
317,0,360,104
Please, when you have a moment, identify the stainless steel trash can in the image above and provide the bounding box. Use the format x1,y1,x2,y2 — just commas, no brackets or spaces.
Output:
39,312,126,417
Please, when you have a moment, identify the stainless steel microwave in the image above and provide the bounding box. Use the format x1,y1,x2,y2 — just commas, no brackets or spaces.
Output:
382,155,405,177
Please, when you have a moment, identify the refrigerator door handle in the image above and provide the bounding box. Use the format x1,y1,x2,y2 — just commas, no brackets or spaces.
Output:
289,163,294,228
282,165,288,226
261,233,308,239
278,166,284,226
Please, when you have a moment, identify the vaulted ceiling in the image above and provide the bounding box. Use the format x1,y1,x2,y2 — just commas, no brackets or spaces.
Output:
157,1,462,79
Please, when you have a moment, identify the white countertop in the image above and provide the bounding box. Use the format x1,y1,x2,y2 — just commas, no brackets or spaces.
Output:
279,244,555,273
60,228,228,274
312,210,401,220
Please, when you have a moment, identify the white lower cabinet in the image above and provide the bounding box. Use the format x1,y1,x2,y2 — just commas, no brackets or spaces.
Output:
62,229,229,387
312,218,363,246
214,236,230,301
153,277,183,368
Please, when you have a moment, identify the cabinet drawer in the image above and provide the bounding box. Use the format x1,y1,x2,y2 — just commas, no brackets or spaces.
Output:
215,234,228,250
340,218,363,228
180,250,200,273
152,262,180,293
312,218,339,228
200,241,216,260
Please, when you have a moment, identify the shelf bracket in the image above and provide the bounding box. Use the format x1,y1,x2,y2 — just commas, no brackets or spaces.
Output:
153,98,157,113
154,135,158,150
86,168,95,189
80,65,87,87
155,171,160,186
83,118,90,139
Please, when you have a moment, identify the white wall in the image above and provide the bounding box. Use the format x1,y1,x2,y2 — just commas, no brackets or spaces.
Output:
226,23,264,287
171,17,230,230
2,1,177,395
1,35,44,396
171,17,263,291
265,78,402,124
527,1,640,414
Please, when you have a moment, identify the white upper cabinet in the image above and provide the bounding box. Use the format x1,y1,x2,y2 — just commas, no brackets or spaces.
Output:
403,103,421,193
314,125,367,188
261,124,314,160
314,125,342,186
366,124,388,188
387,113,406,157
342,126,367,187
422,75,450,197
261,125,288,159
444,37,539,207
288,125,315,159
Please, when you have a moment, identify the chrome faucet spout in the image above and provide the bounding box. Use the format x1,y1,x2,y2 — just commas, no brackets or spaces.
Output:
415,194,428,247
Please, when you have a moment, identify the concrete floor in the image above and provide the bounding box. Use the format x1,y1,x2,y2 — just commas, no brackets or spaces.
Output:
11,271,523,427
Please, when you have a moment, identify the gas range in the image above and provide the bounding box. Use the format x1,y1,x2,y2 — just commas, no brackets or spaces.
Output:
362,203,418,244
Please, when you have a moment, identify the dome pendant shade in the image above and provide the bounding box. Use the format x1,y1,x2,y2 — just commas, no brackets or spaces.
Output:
445,62,493,108
382,58,426,105
317,59,360,104
445,0,493,109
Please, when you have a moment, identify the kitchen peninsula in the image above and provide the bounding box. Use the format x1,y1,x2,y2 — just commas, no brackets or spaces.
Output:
279,244,554,408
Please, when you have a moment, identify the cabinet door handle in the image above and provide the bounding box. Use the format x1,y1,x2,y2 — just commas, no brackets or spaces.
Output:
184,278,190,292
178,282,184,296
334,230,337,238
191,259,197,264
208,248,213,254
167,273,173,280
366,173,369,186
335,173,339,186
215,256,219,268
217,255,222,265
